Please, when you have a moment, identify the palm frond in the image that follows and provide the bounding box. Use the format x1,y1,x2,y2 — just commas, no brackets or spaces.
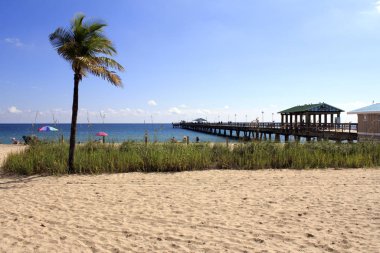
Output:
72,14,85,30
86,36,116,56
86,22,107,34
95,57,125,71
49,27,73,49
86,65,122,87
50,14,124,86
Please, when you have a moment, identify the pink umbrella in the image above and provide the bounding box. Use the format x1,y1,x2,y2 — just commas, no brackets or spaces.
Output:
96,132,108,143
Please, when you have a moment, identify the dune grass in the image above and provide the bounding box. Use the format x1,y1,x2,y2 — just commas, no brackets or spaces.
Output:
3,141,380,175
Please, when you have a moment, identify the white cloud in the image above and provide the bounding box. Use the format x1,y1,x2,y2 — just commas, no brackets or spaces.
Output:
120,108,131,113
196,109,211,115
224,105,229,109
8,106,22,113
106,108,119,114
179,104,188,108
4,38,24,47
376,1,380,13
51,108,68,113
0,105,284,123
168,107,182,115
136,109,145,114
147,100,157,106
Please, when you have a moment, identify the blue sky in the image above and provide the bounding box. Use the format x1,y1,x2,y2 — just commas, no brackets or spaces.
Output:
0,0,379,123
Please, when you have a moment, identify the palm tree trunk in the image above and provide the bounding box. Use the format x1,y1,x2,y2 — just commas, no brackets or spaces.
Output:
68,73,80,173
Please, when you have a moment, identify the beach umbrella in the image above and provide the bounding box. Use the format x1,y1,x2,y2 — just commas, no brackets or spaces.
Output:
38,126,58,132
96,132,108,143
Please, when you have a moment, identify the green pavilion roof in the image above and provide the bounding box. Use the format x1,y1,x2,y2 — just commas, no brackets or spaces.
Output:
279,103,344,114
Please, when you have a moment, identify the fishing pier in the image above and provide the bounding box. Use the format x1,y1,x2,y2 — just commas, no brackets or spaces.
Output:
173,103,358,142
173,122,357,142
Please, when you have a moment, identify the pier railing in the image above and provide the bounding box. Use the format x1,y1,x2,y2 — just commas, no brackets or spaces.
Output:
173,122,358,134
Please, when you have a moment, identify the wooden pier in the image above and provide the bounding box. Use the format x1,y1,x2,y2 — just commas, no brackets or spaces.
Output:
173,122,358,142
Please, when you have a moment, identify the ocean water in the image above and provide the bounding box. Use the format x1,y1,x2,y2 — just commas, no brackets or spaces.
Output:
0,123,232,144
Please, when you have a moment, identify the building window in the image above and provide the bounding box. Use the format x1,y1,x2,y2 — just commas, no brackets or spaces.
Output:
363,115,367,121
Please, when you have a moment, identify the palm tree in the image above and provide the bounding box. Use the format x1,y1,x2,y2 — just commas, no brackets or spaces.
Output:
49,14,124,173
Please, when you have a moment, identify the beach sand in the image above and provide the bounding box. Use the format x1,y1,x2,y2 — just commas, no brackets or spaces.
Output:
0,146,379,252
0,144,26,168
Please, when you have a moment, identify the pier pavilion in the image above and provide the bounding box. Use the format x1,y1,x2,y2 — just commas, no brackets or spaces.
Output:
279,103,343,126
193,118,207,123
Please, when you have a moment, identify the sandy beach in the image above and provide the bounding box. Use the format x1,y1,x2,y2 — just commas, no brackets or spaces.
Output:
0,145,379,252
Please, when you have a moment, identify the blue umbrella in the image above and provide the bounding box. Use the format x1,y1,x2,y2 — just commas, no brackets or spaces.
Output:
38,126,59,132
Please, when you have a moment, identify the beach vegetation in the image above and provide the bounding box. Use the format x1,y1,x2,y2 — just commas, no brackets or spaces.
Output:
3,141,380,175
49,14,124,173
